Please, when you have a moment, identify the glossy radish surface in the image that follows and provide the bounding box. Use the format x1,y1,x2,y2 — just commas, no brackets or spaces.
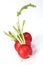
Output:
18,44,32,59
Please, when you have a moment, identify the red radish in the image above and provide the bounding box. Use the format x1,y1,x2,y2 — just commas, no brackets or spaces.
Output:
23,32,32,46
14,40,21,51
23,32,32,42
18,44,32,59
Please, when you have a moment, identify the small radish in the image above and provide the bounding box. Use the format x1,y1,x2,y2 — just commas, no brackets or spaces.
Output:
14,40,21,51
23,32,32,42
18,44,32,59
23,32,32,46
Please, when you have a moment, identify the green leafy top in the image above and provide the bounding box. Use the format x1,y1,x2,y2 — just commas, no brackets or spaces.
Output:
4,21,25,44
17,3,36,16
4,3,36,44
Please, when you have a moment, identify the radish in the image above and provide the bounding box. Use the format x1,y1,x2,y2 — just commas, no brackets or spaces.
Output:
23,32,32,42
18,44,32,59
4,3,36,59
14,40,21,51
23,32,32,46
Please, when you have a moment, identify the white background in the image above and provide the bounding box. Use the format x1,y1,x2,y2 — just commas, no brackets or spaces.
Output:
0,0,43,65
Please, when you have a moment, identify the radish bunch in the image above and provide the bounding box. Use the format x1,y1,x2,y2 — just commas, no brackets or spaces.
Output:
4,3,36,59
15,32,32,59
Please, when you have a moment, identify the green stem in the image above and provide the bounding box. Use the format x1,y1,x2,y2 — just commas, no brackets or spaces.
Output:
4,31,17,41
8,31,23,43
17,16,24,43
17,3,36,16
22,20,25,32
17,16,25,44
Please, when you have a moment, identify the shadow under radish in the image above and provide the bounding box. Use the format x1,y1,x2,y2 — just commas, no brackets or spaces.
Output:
32,32,43,56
